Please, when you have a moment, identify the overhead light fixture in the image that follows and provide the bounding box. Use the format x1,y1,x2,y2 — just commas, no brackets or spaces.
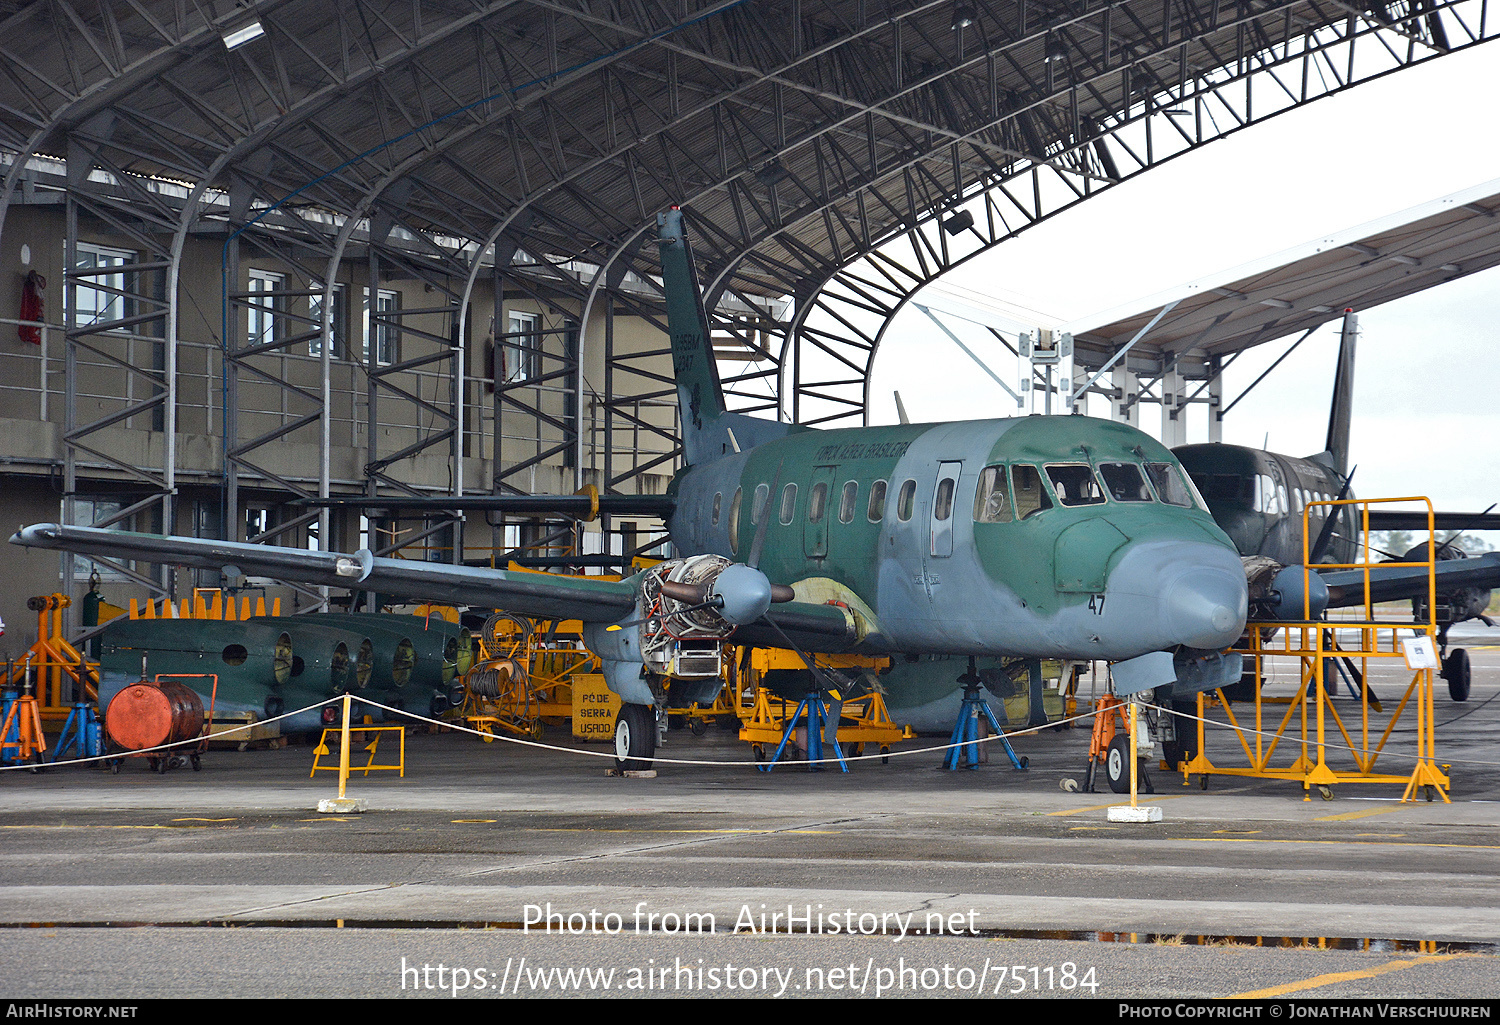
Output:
755,158,790,186
941,209,974,235
951,6,975,30
1163,107,1193,119
1044,36,1069,62
222,18,265,50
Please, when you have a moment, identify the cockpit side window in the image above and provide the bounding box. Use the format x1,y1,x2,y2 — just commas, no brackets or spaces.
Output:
728,488,742,553
752,483,770,525
1098,462,1153,503
867,479,887,522
973,466,1012,523
1146,462,1198,509
1045,463,1106,506
1011,465,1053,519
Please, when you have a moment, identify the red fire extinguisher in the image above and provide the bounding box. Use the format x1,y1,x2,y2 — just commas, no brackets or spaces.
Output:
18,270,45,345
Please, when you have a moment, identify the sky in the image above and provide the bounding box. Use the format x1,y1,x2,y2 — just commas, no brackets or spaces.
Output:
867,42,1500,513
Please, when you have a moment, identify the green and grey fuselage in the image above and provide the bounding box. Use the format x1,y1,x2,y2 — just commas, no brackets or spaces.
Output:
667,414,1247,665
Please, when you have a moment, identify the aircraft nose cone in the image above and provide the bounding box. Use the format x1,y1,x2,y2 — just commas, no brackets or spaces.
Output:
1164,567,1247,650
1106,539,1248,656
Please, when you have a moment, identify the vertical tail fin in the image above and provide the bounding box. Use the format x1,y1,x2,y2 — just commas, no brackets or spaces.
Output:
657,207,726,462
1324,310,1357,477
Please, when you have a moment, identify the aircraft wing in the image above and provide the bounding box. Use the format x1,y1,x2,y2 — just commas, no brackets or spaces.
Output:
1364,510,1500,533
8,523,865,650
1319,551,1500,608
10,523,639,623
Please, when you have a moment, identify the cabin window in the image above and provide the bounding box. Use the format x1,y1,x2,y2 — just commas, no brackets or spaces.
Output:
1098,462,1153,503
973,466,1011,523
867,479,887,522
896,479,917,521
711,492,722,525
838,481,858,524
779,483,798,525
1045,463,1106,506
1011,465,1053,519
751,483,770,524
1147,462,1197,508
808,481,828,524
933,478,955,521
728,488,742,553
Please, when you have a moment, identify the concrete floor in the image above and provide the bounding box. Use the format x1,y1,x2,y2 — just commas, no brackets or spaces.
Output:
3,629,1499,999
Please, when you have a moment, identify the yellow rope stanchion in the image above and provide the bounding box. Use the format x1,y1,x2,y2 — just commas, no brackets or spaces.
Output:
317,693,367,814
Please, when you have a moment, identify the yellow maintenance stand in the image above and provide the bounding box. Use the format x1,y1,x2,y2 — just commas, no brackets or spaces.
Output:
734,647,909,763
1181,498,1449,802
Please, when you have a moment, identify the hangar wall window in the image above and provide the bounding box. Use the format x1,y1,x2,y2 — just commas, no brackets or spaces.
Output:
973,466,1011,522
867,480,887,523
504,310,540,382
1011,465,1053,519
896,479,916,521
1045,464,1106,506
363,287,400,365
309,283,347,358
838,481,858,524
728,488,742,553
71,242,134,330
1098,463,1153,502
779,483,798,525
246,269,286,346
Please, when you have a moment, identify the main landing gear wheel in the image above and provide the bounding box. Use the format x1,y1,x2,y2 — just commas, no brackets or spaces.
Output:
613,704,657,772
1105,735,1153,795
1443,648,1471,702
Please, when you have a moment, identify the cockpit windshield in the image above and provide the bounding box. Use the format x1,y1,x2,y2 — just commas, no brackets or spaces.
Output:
1045,463,1106,506
1098,462,1153,502
1145,462,1201,509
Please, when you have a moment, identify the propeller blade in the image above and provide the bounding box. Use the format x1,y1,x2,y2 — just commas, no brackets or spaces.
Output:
1309,465,1356,565
747,458,784,571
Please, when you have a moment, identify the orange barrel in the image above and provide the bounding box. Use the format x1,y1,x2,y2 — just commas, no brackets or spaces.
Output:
104,680,205,752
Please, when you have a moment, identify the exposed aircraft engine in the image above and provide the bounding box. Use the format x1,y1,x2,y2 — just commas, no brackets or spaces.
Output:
1242,555,1329,621
640,554,740,679
1401,545,1494,628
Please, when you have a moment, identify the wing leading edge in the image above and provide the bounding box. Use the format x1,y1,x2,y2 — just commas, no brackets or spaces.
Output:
8,523,864,650
11,524,638,623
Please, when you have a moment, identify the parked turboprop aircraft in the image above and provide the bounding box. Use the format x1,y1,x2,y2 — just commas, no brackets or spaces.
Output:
11,208,1254,768
1172,311,1500,701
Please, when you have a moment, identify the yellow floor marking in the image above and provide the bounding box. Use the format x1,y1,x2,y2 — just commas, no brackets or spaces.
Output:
1314,806,1401,822
532,828,839,835
1047,796,1184,816
170,817,237,822
1232,954,1472,999
452,819,498,824
1188,837,1500,850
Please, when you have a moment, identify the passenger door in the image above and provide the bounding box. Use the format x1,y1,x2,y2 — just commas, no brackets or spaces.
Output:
929,461,962,558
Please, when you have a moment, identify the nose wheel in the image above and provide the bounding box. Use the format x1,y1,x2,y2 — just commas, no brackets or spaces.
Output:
1105,734,1153,794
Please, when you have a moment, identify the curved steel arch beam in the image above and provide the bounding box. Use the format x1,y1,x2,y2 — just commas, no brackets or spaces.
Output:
751,3,1499,425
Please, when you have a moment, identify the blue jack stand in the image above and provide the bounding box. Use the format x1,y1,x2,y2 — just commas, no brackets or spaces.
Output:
53,702,103,762
945,661,1028,771
762,690,849,773
0,688,19,767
